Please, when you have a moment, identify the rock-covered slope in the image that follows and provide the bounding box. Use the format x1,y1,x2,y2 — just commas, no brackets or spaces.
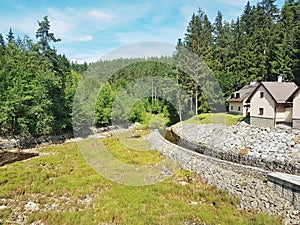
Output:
171,122,300,174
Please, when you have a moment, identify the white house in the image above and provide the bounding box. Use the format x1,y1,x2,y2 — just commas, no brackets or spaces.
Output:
287,88,300,129
227,83,257,116
246,82,298,127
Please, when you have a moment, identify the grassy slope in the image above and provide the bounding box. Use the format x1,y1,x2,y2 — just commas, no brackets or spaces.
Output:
186,113,245,126
0,131,280,225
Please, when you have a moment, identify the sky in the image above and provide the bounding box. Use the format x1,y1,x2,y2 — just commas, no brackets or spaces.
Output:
0,0,285,63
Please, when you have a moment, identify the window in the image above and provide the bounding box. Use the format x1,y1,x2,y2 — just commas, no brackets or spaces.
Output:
238,106,241,111
259,108,264,115
236,93,240,98
230,106,233,110
231,94,234,98
260,92,264,98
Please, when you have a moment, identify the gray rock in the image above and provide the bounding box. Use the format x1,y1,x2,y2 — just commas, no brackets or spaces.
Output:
0,205,7,210
25,202,39,211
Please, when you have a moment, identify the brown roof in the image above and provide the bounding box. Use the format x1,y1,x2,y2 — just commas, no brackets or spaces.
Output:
246,82,298,104
227,84,258,102
287,87,300,102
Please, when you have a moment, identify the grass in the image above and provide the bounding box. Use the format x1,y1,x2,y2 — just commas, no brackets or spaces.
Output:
186,113,245,126
0,131,281,225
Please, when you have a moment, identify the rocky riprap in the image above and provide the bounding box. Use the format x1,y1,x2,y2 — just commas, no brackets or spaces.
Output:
145,130,300,225
171,122,300,175
0,193,94,225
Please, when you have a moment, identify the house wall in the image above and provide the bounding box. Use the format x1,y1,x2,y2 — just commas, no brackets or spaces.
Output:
228,101,247,116
250,116,274,127
274,105,292,123
250,85,276,127
293,90,300,129
228,102,243,115
276,105,285,122
285,107,293,123
293,119,300,130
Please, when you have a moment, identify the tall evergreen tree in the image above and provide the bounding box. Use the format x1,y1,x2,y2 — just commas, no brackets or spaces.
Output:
36,16,61,49
184,8,213,61
6,28,15,44
277,0,300,83
0,34,5,57
211,11,234,96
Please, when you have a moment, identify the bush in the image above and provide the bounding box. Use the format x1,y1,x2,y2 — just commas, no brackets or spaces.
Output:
149,116,166,130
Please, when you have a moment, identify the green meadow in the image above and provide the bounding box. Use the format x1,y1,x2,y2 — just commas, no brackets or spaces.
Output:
0,131,280,225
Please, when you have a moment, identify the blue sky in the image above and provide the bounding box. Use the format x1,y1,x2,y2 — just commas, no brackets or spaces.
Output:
0,0,285,63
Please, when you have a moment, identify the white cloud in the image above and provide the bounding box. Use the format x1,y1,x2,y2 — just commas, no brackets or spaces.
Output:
46,8,75,41
44,7,111,43
0,16,38,38
77,35,93,42
88,9,114,20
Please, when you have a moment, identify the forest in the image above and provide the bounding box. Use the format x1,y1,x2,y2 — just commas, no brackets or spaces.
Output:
0,0,299,137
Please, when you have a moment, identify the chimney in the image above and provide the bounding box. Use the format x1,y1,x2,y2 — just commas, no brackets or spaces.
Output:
278,75,283,82
250,80,256,86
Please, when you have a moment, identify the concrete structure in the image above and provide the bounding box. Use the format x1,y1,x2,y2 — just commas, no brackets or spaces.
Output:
268,172,300,210
246,82,297,127
226,83,257,116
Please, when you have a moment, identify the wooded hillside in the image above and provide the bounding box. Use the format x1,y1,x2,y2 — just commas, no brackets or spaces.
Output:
0,0,299,136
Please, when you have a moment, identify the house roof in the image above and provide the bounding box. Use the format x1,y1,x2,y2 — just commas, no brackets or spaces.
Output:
246,82,298,104
227,84,258,102
287,87,300,103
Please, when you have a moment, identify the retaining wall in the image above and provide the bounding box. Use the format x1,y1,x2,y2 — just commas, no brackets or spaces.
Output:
145,130,300,224
251,116,275,127
170,126,300,175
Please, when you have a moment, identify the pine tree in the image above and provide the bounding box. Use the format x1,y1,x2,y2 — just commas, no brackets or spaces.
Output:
226,18,244,90
253,0,280,81
278,0,300,83
36,16,61,49
6,28,15,44
239,3,261,83
184,8,213,61
183,8,215,114
0,34,5,56
0,34,5,46
211,11,234,96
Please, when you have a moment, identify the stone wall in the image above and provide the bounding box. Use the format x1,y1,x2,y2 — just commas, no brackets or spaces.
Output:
293,119,300,130
251,116,274,127
267,172,300,210
170,122,300,175
145,130,300,224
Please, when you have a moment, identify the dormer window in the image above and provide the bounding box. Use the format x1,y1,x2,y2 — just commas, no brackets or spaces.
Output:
260,92,264,98
236,93,240,98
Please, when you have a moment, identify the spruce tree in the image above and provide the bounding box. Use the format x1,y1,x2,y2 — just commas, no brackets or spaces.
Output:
36,16,61,49
6,28,15,44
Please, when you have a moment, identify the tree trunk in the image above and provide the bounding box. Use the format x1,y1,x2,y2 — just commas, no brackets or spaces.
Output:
195,89,198,115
